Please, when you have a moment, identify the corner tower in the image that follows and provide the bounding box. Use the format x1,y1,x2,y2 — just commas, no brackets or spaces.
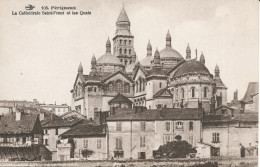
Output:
113,5,136,66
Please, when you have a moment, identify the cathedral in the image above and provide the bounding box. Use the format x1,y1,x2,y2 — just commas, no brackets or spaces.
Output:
70,6,227,119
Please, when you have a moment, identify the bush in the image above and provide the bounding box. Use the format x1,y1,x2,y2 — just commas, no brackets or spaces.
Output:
81,149,94,158
154,140,196,158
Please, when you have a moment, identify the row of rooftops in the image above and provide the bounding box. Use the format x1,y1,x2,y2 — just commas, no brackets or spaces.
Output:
0,105,257,138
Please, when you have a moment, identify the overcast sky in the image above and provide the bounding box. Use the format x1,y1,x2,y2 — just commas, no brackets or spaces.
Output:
0,0,258,105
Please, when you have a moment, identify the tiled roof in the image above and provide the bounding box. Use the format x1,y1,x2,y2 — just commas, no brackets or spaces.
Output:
106,108,200,121
173,59,211,78
203,113,258,123
108,93,133,104
41,117,83,128
241,82,258,103
147,66,167,77
0,114,38,134
59,123,106,138
234,113,258,122
153,88,173,98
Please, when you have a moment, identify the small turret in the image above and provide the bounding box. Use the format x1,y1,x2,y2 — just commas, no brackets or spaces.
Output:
186,44,191,59
200,52,205,65
166,30,171,47
147,40,152,57
215,64,220,77
154,48,160,65
106,37,111,53
91,55,97,70
78,62,83,74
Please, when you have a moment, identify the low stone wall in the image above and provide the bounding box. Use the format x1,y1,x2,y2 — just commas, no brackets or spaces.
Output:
0,157,257,167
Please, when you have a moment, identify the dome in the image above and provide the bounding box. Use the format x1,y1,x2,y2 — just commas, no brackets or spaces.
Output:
97,53,123,66
173,59,211,78
140,56,153,67
159,46,183,59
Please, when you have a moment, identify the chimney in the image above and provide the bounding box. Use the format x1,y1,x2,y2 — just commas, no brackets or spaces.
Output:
16,111,21,121
40,112,45,121
234,90,238,101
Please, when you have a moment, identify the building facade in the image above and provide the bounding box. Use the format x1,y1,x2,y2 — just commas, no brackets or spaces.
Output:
106,108,202,159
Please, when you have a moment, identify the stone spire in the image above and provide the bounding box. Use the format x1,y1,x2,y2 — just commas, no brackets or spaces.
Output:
186,43,191,59
147,40,152,57
166,30,171,47
116,4,131,34
91,54,97,70
78,62,83,74
106,37,111,53
116,4,130,24
154,48,160,65
215,64,220,77
200,52,205,65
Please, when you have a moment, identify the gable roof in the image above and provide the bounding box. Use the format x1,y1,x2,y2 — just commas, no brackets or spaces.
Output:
0,114,39,135
153,88,173,98
108,93,133,104
59,123,106,138
102,70,133,83
106,108,200,121
241,82,259,103
132,64,149,80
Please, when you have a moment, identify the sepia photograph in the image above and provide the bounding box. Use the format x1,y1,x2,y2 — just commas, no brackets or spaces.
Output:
0,0,258,166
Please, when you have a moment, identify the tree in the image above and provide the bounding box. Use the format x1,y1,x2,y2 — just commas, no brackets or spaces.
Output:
81,149,94,159
154,140,196,158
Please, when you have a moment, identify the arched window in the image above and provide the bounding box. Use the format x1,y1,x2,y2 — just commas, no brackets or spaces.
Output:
191,87,196,98
129,40,131,45
124,40,127,45
120,40,122,44
115,80,123,93
204,87,208,98
94,87,97,92
124,83,130,93
129,49,132,55
125,60,127,65
130,60,132,64
108,83,113,92
181,88,185,99
124,49,127,54
119,48,122,54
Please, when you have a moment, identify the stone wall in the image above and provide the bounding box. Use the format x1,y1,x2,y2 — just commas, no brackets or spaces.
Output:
0,157,257,167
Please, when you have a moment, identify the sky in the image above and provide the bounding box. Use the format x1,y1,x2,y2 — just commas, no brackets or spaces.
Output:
0,0,258,105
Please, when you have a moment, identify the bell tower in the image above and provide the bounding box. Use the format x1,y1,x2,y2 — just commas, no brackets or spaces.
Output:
113,5,136,66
